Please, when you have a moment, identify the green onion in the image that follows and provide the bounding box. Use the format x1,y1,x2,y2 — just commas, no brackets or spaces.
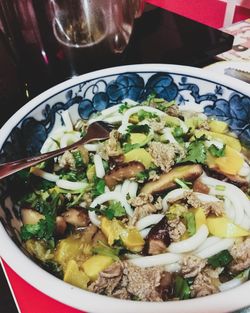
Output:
215,185,226,191
174,178,190,190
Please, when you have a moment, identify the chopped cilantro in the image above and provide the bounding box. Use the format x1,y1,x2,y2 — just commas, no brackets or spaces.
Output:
118,102,132,113
208,144,226,157
127,124,150,134
207,250,233,268
92,178,105,197
137,109,158,121
59,170,85,182
135,170,150,182
174,276,191,300
92,241,121,260
104,202,126,219
72,150,84,168
182,138,207,164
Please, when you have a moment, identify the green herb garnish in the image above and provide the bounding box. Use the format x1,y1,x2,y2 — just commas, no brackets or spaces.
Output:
174,276,191,300
208,144,226,157
207,250,233,268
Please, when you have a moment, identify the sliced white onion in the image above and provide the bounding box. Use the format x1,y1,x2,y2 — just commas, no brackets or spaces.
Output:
238,161,250,177
128,252,182,268
121,179,131,197
40,126,67,153
93,154,105,178
60,132,81,148
136,214,165,231
56,179,88,190
84,144,100,152
61,110,73,131
196,238,234,259
224,197,235,221
139,227,151,239
88,211,101,226
89,191,133,216
118,106,166,133
164,263,182,273
104,186,110,193
168,224,209,253
194,236,222,254
128,181,138,198
30,167,59,182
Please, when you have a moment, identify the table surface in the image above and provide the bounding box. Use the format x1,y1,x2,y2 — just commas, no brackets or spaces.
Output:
0,2,248,313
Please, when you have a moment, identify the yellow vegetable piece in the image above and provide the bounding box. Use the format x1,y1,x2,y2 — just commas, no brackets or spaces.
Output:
124,148,153,169
207,216,250,238
64,260,89,289
101,217,144,252
120,228,145,252
129,114,139,124
130,133,147,145
82,255,114,281
54,236,82,269
191,207,207,230
101,217,125,245
213,146,244,175
194,130,241,152
208,120,228,134
87,164,96,182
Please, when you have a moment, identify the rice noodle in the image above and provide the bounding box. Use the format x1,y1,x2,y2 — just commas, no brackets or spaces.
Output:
88,211,101,226
128,252,182,268
56,179,88,191
194,236,222,254
164,263,182,273
89,191,133,216
162,188,185,211
196,238,234,259
162,128,178,144
114,184,122,193
136,214,165,231
93,154,105,178
60,132,81,148
168,224,209,253
84,144,100,151
128,181,138,198
219,278,243,292
121,179,131,197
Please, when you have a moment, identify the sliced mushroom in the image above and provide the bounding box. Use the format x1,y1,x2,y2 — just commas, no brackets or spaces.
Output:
21,208,44,225
157,271,174,300
143,216,170,255
141,164,203,195
193,179,210,194
55,216,67,235
62,207,90,227
104,161,145,188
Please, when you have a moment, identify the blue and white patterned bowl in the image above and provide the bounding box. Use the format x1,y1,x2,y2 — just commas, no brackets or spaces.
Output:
0,64,249,313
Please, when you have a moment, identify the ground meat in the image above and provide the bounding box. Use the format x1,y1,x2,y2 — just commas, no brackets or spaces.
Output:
98,130,123,160
149,118,166,133
148,170,160,181
167,217,186,242
166,104,180,117
89,262,124,297
168,191,224,216
123,262,164,301
147,142,184,173
187,193,224,216
89,262,165,301
58,150,76,169
129,193,161,225
181,255,207,278
79,192,93,208
191,267,220,297
230,237,250,273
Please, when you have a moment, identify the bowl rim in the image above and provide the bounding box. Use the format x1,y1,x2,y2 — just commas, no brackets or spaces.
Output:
0,63,250,313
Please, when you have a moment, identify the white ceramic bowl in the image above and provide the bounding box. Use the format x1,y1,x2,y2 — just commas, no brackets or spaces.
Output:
0,64,249,313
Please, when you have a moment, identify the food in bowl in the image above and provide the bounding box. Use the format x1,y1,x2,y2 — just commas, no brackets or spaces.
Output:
15,95,250,302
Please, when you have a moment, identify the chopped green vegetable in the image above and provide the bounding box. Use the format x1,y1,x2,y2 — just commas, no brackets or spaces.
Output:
174,178,191,190
123,143,141,153
174,275,191,300
59,170,86,182
72,150,85,168
184,212,196,236
104,202,126,220
172,126,184,138
92,241,121,260
118,102,132,113
182,138,207,164
127,124,150,134
135,170,150,182
137,109,158,122
215,185,226,191
207,250,233,268
208,144,226,157
92,178,105,197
